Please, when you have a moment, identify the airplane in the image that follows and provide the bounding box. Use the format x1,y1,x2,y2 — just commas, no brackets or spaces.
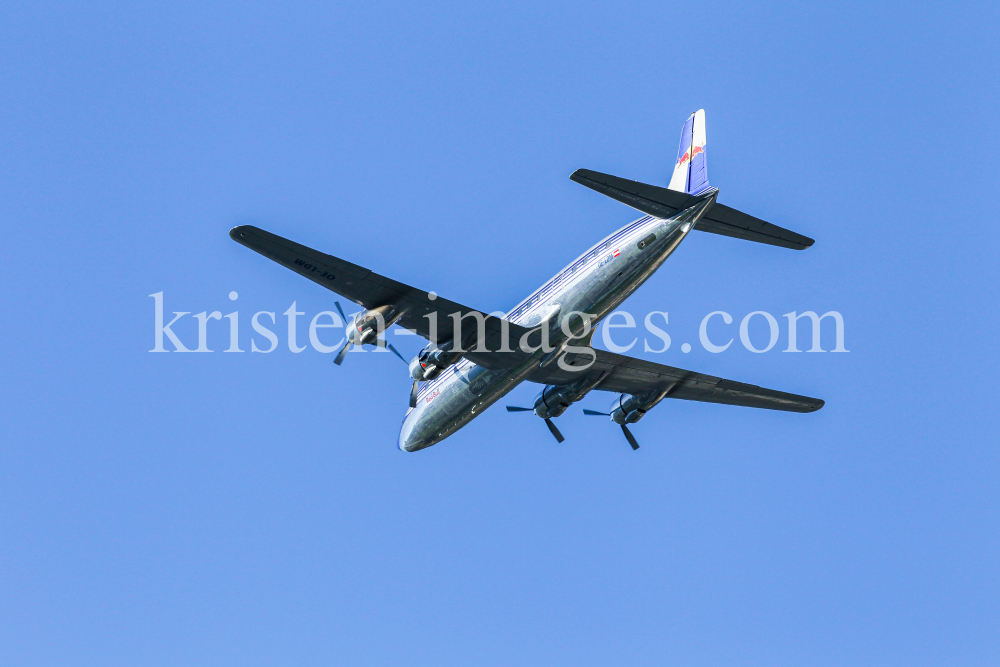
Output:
230,110,824,452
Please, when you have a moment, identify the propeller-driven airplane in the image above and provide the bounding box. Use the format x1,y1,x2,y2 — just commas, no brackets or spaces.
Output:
231,110,824,452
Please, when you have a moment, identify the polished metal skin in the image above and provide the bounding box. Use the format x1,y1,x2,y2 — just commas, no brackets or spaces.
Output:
398,193,718,452
231,114,823,452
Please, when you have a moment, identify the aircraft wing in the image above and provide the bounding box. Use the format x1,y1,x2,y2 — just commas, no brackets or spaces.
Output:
527,348,824,412
570,169,815,250
230,225,535,369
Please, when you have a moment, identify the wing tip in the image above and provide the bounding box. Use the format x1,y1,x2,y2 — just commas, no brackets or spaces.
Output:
797,235,817,250
230,224,253,242
802,398,825,412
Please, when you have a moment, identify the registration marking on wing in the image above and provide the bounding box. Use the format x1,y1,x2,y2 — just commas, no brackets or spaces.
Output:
292,258,335,281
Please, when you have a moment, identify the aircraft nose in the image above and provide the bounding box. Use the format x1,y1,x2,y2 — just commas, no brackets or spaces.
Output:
398,405,444,452
397,413,426,452
397,422,413,452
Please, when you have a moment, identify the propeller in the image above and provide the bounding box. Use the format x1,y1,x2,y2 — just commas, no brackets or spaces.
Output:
377,337,406,363
335,300,353,329
409,379,420,408
506,406,565,443
374,339,414,406
332,300,406,362
582,409,640,450
333,301,355,365
545,418,566,443
620,424,640,451
333,301,417,407
333,340,352,365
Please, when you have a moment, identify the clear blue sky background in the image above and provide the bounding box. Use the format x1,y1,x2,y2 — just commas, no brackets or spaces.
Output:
2,2,998,665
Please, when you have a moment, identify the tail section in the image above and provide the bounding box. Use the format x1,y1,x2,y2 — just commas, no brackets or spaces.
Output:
570,107,817,250
667,109,709,195
688,110,708,194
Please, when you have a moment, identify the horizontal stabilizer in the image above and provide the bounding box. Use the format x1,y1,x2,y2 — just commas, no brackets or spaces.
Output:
571,169,814,250
572,168,708,220
695,202,814,250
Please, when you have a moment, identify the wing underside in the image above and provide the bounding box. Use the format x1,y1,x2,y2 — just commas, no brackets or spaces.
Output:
230,225,535,369
528,348,824,413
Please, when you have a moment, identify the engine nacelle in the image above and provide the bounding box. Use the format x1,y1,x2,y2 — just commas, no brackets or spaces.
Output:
532,377,601,419
347,304,401,346
532,385,574,419
409,343,463,382
608,389,671,425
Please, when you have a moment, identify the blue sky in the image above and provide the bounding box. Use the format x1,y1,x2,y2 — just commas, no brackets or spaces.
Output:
2,1,998,665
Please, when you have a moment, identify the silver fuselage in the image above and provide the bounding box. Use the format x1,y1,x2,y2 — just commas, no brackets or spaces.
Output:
398,193,717,451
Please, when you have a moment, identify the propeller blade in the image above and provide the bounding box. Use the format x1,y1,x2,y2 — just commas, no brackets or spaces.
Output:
545,418,565,443
583,409,611,416
410,379,420,408
506,406,533,412
621,424,640,450
386,342,407,364
333,341,352,366
334,301,350,327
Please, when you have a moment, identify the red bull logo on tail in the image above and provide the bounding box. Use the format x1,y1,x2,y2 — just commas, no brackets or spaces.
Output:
677,144,703,168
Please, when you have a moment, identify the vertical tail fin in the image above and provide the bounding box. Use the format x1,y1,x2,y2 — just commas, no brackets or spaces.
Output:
667,109,709,195
688,110,708,194
666,113,694,192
